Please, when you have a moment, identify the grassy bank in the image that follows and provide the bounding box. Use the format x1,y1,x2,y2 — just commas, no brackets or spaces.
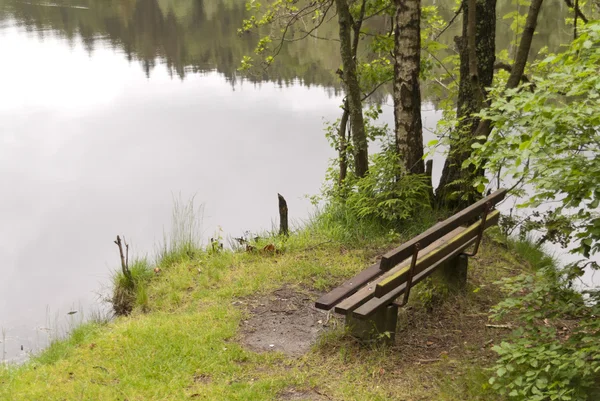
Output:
0,218,548,400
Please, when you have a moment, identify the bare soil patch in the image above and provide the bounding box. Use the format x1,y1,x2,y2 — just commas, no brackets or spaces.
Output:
238,287,327,357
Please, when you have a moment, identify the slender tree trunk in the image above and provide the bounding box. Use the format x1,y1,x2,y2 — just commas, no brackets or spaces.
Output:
338,0,364,185
506,0,544,89
338,99,350,184
335,0,368,178
393,0,425,174
437,0,496,209
472,0,544,138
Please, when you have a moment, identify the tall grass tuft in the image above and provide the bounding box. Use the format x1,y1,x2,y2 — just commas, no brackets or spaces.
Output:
507,235,557,271
156,195,204,267
111,196,205,315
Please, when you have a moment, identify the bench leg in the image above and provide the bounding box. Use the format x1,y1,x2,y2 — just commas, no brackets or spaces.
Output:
345,304,398,345
439,254,468,291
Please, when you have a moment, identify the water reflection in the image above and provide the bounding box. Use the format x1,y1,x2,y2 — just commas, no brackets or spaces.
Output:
0,0,573,93
0,0,344,88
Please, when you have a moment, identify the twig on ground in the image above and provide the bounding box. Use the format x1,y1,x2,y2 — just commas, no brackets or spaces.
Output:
486,324,513,329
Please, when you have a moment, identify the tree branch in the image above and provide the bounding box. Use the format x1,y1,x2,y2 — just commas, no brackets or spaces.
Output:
352,0,367,56
270,1,334,62
425,48,458,85
362,3,394,21
434,3,463,40
361,77,393,101
114,235,132,283
563,0,589,24
506,0,544,89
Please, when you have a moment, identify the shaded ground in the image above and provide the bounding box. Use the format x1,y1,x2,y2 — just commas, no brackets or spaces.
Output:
238,287,328,356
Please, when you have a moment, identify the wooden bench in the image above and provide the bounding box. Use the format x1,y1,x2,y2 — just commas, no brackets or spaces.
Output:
315,189,507,342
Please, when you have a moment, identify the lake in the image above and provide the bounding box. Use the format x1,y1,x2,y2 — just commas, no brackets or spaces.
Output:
0,0,579,363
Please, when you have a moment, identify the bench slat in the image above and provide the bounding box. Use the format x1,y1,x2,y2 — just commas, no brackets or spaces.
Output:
314,263,381,310
333,227,466,315
374,210,500,298
352,237,478,319
379,189,507,270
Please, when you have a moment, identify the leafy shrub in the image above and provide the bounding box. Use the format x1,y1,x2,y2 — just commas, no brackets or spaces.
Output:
343,149,432,224
488,265,600,400
314,147,432,245
469,21,600,266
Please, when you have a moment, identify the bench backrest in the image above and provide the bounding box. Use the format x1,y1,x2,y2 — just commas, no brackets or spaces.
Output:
379,189,507,270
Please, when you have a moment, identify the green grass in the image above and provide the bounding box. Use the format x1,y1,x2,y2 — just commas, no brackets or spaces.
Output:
0,214,547,400
112,258,154,315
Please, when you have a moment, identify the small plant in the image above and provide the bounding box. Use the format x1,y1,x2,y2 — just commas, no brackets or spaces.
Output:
111,257,153,316
413,277,448,310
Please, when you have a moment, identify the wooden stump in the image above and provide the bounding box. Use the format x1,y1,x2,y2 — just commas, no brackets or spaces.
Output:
278,193,289,236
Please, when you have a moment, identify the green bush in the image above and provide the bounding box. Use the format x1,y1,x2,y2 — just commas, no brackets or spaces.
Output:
344,150,432,225
488,265,600,400
317,145,432,243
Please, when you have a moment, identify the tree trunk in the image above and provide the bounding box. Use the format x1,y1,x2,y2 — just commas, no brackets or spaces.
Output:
506,0,544,89
473,0,544,140
393,0,425,174
335,0,368,178
338,99,350,184
437,0,496,210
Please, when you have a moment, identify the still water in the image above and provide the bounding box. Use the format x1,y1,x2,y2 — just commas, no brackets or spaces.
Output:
0,0,578,363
